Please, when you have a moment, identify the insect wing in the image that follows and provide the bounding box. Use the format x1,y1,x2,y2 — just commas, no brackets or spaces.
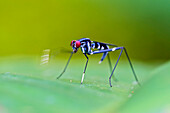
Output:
93,41,118,47
40,48,72,66
40,49,51,66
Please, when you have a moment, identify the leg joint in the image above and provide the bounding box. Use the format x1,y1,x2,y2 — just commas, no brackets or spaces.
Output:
115,46,124,50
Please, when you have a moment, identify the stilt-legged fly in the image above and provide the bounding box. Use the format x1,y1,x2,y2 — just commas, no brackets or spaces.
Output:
41,38,140,87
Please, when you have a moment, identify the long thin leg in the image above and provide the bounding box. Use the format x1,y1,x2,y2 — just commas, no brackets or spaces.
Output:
57,52,73,79
109,47,123,87
81,54,89,84
123,48,141,86
91,47,140,87
107,53,112,72
107,53,118,82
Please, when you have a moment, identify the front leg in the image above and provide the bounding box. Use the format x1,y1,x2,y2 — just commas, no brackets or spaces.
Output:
81,54,89,84
57,52,73,79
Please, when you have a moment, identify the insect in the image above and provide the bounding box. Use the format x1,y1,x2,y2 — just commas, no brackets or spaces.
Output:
56,38,140,87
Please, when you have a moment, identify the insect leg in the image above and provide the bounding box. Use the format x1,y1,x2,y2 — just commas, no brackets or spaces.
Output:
56,52,73,79
107,53,118,82
123,48,141,86
107,53,112,72
81,54,89,84
109,47,123,87
91,47,140,87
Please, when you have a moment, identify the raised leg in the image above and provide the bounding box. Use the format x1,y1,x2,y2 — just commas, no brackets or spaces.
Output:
81,54,89,84
57,52,73,79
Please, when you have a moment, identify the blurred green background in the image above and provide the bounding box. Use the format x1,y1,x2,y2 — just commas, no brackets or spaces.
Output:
0,0,170,113
0,0,170,60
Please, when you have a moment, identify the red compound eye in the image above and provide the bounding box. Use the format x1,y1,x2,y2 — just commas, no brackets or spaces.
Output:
70,40,76,46
75,41,81,48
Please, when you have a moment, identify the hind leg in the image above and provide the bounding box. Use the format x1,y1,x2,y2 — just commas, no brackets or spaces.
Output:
107,53,118,82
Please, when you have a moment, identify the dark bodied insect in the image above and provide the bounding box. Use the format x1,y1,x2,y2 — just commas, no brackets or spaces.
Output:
48,38,140,87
